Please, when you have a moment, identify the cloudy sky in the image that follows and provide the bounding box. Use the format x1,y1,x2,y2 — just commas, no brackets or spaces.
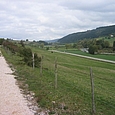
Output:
0,0,115,41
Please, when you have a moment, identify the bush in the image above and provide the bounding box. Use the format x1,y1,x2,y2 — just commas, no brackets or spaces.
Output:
113,41,115,51
34,53,41,67
19,47,41,67
0,38,4,45
2,40,41,68
2,40,19,53
88,45,98,54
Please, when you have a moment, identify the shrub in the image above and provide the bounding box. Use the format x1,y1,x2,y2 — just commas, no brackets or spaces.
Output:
34,53,41,67
19,47,41,67
2,40,19,53
88,45,98,54
113,41,115,51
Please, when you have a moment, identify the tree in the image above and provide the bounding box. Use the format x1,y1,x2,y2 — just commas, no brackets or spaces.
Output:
26,39,29,41
40,43,44,48
2,40,18,53
104,41,110,48
0,38,4,45
96,39,103,45
65,44,71,49
82,39,89,48
73,43,77,48
46,47,49,50
113,41,115,51
34,53,41,67
55,45,59,49
97,45,102,50
20,40,25,47
22,48,33,66
88,45,98,54
19,48,41,67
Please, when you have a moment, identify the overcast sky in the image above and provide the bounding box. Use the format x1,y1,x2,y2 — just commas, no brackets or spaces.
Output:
0,0,115,41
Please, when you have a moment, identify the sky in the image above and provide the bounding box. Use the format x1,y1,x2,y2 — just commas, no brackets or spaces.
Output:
0,0,115,41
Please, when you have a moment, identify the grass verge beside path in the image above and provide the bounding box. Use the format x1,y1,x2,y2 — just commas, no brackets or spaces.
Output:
1,47,115,115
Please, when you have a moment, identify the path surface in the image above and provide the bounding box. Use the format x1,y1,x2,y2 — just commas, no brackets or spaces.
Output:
0,55,34,115
50,50,115,64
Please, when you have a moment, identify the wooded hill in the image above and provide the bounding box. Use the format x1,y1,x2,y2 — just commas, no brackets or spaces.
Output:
58,25,115,43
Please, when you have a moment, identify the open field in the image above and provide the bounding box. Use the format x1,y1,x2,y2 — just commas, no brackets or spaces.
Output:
58,49,115,61
1,46,115,115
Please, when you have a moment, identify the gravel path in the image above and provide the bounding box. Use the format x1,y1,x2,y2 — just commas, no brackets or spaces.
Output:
0,55,34,115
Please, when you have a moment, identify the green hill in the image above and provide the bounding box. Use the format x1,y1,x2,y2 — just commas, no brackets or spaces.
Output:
58,25,115,43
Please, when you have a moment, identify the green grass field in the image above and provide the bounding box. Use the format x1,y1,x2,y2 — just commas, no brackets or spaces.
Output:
58,49,115,61
2,47,115,115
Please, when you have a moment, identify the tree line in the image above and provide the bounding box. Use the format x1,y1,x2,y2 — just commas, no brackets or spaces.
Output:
77,38,115,54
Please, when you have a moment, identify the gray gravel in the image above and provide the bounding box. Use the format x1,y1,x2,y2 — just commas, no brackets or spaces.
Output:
0,55,34,115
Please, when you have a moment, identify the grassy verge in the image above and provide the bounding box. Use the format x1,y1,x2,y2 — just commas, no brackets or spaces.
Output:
1,47,115,115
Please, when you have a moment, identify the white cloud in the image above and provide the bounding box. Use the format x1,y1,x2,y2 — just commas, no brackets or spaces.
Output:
0,0,115,41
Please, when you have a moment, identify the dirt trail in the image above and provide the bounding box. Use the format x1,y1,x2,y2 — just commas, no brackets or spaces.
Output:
0,55,34,115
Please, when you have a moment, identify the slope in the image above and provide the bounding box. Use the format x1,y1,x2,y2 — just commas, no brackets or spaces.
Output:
58,25,115,43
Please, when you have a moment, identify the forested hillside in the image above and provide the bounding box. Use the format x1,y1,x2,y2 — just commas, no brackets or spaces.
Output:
58,25,115,43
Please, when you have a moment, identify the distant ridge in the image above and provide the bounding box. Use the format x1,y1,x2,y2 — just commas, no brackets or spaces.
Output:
58,25,115,43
